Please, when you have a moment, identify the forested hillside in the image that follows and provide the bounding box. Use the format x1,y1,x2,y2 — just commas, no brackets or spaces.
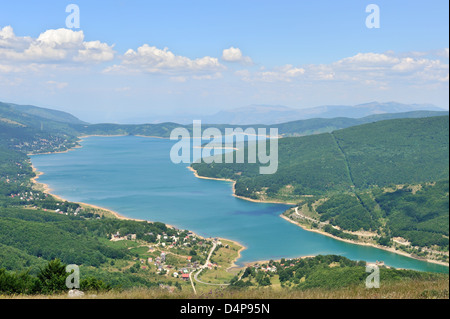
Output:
193,116,449,198
6,102,86,125
333,116,449,188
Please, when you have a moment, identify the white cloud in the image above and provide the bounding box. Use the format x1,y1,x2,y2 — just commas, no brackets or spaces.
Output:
435,48,449,59
74,40,115,62
0,26,115,69
1,24,447,102
222,47,252,64
192,72,223,80
239,64,305,82
105,44,224,78
237,50,448,85
337,52,399,66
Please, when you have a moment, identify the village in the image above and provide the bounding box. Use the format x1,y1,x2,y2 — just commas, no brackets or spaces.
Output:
109,229,226,285
13,135,77,155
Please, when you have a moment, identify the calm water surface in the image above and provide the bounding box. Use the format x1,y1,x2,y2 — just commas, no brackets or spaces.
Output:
31,136,449,273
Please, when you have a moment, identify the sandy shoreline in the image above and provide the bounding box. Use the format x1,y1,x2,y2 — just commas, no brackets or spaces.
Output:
187,167,449,269
243,255,317,267
31,164,134,221
30,162,207,239
28,144,83,156
280,214,449,268
218,237,247,270
187,166,296,205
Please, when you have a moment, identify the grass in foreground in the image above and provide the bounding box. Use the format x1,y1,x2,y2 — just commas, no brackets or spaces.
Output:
2,276,448,299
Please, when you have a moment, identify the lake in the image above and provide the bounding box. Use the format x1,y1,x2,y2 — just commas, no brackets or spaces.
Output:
31,136,449,273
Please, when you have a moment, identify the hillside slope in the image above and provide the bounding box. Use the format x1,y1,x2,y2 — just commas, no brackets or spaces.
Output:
6,102,86,125
193,116,449,196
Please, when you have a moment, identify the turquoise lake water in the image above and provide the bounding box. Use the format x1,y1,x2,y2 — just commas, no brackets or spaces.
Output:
31,136,449,273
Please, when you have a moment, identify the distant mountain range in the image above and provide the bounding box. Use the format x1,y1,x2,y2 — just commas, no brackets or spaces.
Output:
123,102,447,125
2,100,448,146
197,102,446,125
2,100,446,126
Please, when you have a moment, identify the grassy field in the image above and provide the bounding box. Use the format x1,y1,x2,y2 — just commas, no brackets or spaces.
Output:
195,239,243,287
2,276,448,299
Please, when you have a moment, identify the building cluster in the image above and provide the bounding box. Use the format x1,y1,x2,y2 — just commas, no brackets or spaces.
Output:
250,263,277,273
10,191,47,202
110,232,137,241
110,229,222,281
13,137,74,154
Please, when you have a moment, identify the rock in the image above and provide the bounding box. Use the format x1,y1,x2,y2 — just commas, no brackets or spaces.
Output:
68,289,85,297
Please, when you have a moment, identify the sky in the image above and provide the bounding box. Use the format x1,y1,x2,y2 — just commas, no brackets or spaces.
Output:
0,0,448,123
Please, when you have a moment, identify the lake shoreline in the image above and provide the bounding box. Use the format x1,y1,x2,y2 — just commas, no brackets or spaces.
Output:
30,135,449,272
280,213,449,268
30,162,252,271
29,141,215,243
188,167,449,269
187,166,297,205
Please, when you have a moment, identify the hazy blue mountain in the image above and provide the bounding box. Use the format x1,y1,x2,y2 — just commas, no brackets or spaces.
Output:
0,102,448,141
198,102,446,125
121,102,446,125
274,110,449,137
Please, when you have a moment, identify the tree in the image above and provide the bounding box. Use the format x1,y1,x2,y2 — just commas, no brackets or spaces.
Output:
36,259,68,294
80,277,111,292
242,267,253,279
0,268,36,295
189,249,197,256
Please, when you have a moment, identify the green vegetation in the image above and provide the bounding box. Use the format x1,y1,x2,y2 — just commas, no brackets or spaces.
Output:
229,255,446,291
317,194,380,232
308,181,449,250
0,200,215,291
0,259,111,295
375,181,449,248
194,133,352,199
7,102,86,125
322,225,359,241
333,116,449,188
193,116,449,198
0,102,80,153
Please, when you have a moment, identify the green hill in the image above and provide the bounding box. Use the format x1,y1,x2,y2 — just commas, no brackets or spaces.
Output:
333,116,449,189
193,116,449,197
3,102,86,125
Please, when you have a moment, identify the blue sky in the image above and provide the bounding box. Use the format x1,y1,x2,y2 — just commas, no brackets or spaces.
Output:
0,0,448,122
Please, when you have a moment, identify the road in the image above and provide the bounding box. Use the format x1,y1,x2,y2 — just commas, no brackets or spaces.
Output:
193,241,231,287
